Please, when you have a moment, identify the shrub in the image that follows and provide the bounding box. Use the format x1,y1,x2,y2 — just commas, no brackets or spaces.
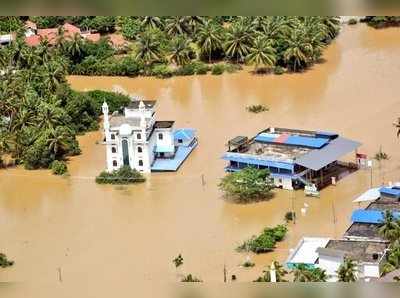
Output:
348,18,358,25
246,104,268,113
237,225,288,254
96,166,146,184
175,63,196,76
211,64,225,75
150,64,173,78
224,63,242,73
274,66,285,75
0,253,14,268
242,260,255,267
51,160,68,175
219,167,274,203
181,274,202,282
284,211,295,222
192,61,210,74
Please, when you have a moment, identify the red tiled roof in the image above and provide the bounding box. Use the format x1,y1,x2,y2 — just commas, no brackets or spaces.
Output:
37,28,58,44
62,23,81,39
84,33,101,43
25,35,41,47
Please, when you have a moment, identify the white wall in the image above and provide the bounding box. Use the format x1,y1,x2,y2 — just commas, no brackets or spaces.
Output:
318,255,343,278
155,128,174,150
363,264,380,278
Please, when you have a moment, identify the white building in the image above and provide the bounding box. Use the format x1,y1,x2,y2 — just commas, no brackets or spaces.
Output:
102,99,197,173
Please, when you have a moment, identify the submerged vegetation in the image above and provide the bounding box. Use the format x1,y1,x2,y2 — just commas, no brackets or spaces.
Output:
0,253,14,268
364,16,400,29
246,104,268,113
236,224,288,253
0,39,131,169
95,166,146,184
50,160,68,175
219,167,274,203
181,274,203,282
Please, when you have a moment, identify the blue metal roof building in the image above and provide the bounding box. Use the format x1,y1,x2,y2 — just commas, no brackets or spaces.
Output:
351,209,400,224
223,127,361,190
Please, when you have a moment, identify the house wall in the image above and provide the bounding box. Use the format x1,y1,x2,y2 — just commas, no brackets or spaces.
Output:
155,128,174,151
317,255,343,278
363,263,380,278
273,176,293,190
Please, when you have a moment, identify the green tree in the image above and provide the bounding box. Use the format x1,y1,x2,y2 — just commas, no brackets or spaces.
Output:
224,20,253,63
283,29,313,72
246,36,276,72
219,167,274,203
134,29,163,66
379,210,400,243
165,16,190,37
168,36,192,66
337,258,358,282
292,264,327,282
196,20,224,63
140,16,163,30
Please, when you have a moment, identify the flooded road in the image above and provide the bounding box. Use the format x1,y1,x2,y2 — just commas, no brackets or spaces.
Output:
1,24,400,291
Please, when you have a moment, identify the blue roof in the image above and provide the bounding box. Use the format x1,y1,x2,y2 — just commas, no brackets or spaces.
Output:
155,145,175,153
379,187,400,198
316,131,339,139
254,133,329,149
351,209,400,224
222,153,294,171
174,128,195,141
151,140,197,171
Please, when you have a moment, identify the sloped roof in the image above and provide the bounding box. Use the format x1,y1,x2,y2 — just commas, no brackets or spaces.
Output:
25,35,41,47
294,137,361,171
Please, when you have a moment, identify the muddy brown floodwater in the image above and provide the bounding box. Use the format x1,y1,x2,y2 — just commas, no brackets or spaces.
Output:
1,25,400,295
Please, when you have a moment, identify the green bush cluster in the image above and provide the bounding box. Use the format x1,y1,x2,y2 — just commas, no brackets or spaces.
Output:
363,16,400,28
50,160,68,175
0,253,14,268
181,274,203,282
96,166,146,184
237,225,288,253
246,104,268,113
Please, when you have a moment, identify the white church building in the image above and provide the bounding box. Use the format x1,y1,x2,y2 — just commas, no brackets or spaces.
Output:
102,99,197,173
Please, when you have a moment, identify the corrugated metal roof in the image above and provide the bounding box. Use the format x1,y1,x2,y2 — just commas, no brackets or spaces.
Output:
379,187,400,198
222,153,294,171
351,209,400,224
255,133,329,148
174,128,195,141
294,137,361,171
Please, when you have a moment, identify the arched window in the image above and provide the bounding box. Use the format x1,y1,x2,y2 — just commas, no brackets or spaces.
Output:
137,146,142,153
137,133,141,140
112,160,117,167
138,160,143,166
158,133,163,140
111,147,117,153
111,134,115,140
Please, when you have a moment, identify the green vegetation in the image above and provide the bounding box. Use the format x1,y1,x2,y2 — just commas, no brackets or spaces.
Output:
0,39,132,169
95,166,146,184
0,253,14,268
173,254,184,269
379,211,400,275
253,261,288,282
394,117,400,138
348,18,358,25
51,160,68,175
363,16,400,29
337,258,358,282
292,264,327,282
181,274,203,282
219,167,274,203
242,259,255,268
2,16,340,77
284,211,295,222
237,224,287,253
246,104,268,113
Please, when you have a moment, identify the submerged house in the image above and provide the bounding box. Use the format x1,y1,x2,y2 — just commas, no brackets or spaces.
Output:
102,99,197,173
222,127,361,190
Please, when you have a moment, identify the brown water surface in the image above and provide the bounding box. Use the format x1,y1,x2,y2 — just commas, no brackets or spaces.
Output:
1,25,400,292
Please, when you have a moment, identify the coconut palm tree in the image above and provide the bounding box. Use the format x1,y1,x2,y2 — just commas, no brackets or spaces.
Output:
134,30,162,66
246,36,276,72
140,16,163,30
321,16,341,40
394,118,400,138
224,20,252,63
165,16,190,37
374,146,390,185
46,126,71,157
379,210,400,243
168,36,192,66
337,258,358,282
196,20,224,63
254,261,288,282
283,29,313,72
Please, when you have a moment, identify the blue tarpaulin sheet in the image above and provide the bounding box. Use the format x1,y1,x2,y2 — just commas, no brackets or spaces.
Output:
351,209,400,224
379,187,400,198
222,153,294,171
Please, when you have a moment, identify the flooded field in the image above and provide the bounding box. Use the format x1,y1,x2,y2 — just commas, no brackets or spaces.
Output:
1,24,400,291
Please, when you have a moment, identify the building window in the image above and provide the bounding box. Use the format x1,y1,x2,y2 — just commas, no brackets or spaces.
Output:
112,160,117,167
138,160,143,166
111,147,117,153
137,133,141,140
178,139,183,144
111,134,115,140
158,133,163,140
137,146,142,153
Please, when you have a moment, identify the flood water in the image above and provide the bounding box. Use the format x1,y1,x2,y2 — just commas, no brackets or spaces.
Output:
1,25,400,293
